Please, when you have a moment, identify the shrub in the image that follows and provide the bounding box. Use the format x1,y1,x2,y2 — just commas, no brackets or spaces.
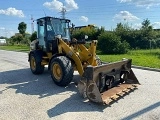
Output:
97,32,130,54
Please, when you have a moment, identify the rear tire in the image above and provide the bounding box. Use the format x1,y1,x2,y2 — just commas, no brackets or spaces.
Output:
50,56,73,86
30,53,44,74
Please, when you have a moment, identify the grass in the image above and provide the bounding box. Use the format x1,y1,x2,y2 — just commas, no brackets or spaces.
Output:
0,45,160,69
0,45,29,52
98,49,160,69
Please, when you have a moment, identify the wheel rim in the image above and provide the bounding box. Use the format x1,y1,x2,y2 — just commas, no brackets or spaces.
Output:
30,56,36,70
52,63,62,81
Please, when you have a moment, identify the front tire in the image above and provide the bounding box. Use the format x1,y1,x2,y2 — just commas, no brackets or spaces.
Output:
30,53,44,74
50,56,74,86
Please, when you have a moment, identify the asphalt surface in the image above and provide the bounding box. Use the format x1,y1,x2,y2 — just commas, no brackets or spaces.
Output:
0,50,160,120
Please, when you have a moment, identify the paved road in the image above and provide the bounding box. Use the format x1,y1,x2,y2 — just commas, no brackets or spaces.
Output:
0,50,160,120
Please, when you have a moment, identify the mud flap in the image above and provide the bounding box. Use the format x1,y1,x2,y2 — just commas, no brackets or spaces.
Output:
77,59,140,104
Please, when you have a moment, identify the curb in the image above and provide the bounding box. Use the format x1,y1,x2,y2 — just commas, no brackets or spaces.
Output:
132,65,160,72
102,61,160,72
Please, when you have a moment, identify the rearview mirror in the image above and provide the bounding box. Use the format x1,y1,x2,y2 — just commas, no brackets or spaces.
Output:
39,20,44,26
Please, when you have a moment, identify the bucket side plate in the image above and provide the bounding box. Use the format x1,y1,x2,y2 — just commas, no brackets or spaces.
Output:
78,59,140,104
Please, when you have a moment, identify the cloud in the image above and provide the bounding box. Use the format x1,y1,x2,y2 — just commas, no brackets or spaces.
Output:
0,7,25,18
43,0,78,11
113,11,139,21
0,27,5,30
117,0,160,8
65,0,78,11
79,16,88,22
43,0,63,11
152,22,160,29
0,28,17,37
131,22,160,30
131,23,142,29
8,31,16,37
114,21,160,30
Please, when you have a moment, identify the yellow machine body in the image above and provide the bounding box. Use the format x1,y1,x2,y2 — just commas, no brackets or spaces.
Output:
29,16,140,104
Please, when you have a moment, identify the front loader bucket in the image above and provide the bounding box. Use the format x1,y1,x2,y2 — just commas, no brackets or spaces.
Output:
77,59,140,104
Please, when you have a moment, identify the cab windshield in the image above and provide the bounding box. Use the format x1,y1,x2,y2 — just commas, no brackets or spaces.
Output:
48,19,70,40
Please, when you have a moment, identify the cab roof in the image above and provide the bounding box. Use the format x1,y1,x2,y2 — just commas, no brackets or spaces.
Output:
37,16,70,22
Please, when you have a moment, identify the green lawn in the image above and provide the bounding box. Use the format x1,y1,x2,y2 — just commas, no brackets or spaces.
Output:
0,45,29,52
98,49,160,69
0,45,160,69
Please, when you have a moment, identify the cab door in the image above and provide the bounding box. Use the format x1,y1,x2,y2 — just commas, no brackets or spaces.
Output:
37,19,46,49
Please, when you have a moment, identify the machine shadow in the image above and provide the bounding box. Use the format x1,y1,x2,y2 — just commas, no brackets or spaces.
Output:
47,92,106,118
0,68,78,98
0,68,109,117
47,86,139,118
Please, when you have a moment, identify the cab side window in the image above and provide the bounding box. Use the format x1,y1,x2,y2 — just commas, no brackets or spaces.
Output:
38,19,45,48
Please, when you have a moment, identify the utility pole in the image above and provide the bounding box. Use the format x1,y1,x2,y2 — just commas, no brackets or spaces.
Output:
60,5,66,19
31,15,34,34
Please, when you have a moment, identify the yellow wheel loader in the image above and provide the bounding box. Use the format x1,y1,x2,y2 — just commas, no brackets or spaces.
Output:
28,16,140,104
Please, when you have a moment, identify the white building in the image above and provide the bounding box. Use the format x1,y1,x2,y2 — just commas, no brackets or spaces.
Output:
0,39,6,45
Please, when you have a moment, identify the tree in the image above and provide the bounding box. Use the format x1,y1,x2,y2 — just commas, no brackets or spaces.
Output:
12,34,23,44
18,22,27,36
9,36,15,44
30,31,37,42
0,36,7,39
141,19,152,29
115,23,124,33
115,22,139,49
138,19,154,49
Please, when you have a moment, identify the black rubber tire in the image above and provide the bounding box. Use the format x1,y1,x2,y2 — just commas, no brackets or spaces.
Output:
29,53,44,74
50,56,74,87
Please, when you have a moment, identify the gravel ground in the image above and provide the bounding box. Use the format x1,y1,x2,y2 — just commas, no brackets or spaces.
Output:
0,50,160,120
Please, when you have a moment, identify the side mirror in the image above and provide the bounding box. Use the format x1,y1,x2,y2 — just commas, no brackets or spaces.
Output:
39,20,44,26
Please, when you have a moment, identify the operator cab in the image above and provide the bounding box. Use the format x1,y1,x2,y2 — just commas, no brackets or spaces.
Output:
37,16,71,53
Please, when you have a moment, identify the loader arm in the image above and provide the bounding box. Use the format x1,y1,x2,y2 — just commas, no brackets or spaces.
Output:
58,39,99,76
58,39,84,76
78,40,97,66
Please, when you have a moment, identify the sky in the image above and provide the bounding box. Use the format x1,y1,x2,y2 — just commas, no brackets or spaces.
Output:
0,0,160,37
